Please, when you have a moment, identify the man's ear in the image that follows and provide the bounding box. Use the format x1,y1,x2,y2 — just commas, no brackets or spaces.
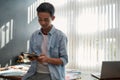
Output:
52,16,55,21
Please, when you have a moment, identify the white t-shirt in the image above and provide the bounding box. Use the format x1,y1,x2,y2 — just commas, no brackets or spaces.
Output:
37,34,50,73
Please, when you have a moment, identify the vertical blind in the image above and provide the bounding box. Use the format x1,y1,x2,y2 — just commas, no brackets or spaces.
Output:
40,0,120,72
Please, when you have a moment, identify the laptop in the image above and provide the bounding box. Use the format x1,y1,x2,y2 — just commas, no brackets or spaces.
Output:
91,61,120,80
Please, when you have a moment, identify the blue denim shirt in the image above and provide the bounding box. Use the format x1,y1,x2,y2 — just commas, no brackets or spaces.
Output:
22,26,68,80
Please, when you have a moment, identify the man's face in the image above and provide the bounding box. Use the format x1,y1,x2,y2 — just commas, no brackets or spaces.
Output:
37,12,55,29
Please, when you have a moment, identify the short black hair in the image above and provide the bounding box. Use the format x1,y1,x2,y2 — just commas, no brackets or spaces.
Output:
36,2,55,17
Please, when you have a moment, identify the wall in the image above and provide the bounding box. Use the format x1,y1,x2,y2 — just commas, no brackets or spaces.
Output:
0,0,40,67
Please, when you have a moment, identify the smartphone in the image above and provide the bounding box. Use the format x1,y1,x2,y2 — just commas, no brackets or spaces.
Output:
27,54,38,59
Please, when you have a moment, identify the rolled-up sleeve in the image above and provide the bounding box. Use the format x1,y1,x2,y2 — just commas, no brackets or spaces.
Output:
59,35,68,66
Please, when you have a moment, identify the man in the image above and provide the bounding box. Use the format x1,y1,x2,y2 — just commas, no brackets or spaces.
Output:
22,2,68,80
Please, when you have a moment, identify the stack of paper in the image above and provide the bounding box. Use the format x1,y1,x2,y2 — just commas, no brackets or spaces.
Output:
65,69,81,79
0,69,26,76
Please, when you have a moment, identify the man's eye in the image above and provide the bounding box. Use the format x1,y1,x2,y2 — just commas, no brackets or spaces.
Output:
44,19,49,22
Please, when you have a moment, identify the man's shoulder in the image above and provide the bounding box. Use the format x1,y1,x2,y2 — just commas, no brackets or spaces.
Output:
55,28,66,37
30,30,41,39
32,30,40,35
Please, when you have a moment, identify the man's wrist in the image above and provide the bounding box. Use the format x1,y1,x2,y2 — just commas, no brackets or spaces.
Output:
47,57,50,63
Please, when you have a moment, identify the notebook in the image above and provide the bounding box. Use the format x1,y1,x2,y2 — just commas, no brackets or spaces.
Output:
91,61,120,80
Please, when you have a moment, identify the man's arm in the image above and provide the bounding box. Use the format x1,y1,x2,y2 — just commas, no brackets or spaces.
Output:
47,58,63,65
37,54,63,65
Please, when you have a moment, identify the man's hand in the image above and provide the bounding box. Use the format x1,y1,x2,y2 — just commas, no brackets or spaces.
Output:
37,53,63,65
37,53,49,63
27,53,38,61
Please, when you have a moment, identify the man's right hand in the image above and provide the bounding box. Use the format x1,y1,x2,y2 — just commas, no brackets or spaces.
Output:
27,54,38,61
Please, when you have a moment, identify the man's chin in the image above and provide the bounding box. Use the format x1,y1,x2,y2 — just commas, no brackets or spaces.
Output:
41,26,48,29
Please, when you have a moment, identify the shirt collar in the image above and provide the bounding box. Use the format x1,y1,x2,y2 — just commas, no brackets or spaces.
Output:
38,25,56,35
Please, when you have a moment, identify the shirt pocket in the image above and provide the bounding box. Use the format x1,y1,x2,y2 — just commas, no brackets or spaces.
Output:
50,44,59,58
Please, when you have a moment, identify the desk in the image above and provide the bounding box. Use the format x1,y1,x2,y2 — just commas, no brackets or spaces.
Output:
91,73,120,80
0,75,81,80
0,65,81,80
0,64,28,80
0,75,22,80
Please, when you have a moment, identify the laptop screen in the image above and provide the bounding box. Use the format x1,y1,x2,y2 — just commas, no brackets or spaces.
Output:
101,61,120,79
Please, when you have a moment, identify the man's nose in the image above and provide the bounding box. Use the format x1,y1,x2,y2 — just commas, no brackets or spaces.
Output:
40,21,46,25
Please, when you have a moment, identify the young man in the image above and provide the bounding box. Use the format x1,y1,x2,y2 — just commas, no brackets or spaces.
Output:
22,2,68,80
